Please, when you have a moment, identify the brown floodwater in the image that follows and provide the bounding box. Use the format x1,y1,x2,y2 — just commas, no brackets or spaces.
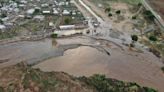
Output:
34,46,164,92
0,36,164,92
0,38,64,67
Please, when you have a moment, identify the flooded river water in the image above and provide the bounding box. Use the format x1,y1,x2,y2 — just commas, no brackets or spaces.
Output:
0,36,164,92
0,38,65,67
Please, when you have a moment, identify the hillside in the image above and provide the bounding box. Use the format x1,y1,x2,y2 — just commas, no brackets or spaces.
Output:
0,63,157,92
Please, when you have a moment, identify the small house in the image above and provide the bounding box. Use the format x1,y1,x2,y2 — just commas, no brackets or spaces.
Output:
26,8,35,15
59,25,75,30
63,10,70,15
42,10,51,14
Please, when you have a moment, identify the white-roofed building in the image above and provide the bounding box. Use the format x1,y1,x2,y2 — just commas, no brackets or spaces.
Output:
53,8,59,15
42,11,51,14
0,25,6,32
62,10,70,15
34,15,45,21
59,25,75,30
26,9,35,15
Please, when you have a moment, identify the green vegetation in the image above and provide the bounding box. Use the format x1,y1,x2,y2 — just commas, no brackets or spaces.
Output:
51,33,58,38
108,13,113,17
0,13,7,18
60,12,84,25
138,3,142,7
0,30,17,40
22,69,57,91
64,17,72,25
0,19,3,24
116,10,121,15
132,15,137,19
161,67,164,73
154,43,164,57
79,74,157,92
34,8,41,15
105,7,111,12
143,87,158,92
143,10,155,21
0,63,158,92
131,35,138,42
0,87,4,92
130,35,138,47
149,35,157,41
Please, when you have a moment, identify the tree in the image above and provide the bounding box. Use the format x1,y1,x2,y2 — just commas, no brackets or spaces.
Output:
105,7,111,12
108,13,112,17
149,35,157,41
116,10,121,15
1,13,7,18
66,0,70,2
131,35,138,47
132,16,137,19
143,10,155,20
51,33,58,38
0,19,3,24
138,3,142,7
161,67,164,73
34,8,40,14
64,18,72,25
131,35,138,42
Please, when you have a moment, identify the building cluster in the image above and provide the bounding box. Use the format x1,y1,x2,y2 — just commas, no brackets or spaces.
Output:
0,0,86,33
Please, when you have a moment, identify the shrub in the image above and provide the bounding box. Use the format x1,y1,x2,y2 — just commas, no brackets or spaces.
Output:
161,67,164,73
130,43,135,47
86,30,90,34
143,10,155,20
51,33,58,38
0,87,4,92
132,16,137,19
138,3,142,7
143,87,157,92
81,74,158,92
108,13,112,17
116,10,121,15
105,7,111,12
0,19,3,24
131,35,138,42
1,13,7,18
64,18,72,25
149,36,157,41
34,8,40,14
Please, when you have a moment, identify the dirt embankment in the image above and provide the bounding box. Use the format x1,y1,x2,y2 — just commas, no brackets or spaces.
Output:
149,0,164,20
0,63,157,92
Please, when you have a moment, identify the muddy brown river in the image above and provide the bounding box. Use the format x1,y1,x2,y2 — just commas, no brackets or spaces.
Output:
0,38,65,67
